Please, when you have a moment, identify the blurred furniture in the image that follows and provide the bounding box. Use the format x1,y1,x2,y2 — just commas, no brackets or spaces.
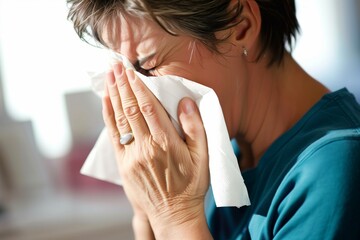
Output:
0,71,133,239
63,90,120,191
0,63,52,216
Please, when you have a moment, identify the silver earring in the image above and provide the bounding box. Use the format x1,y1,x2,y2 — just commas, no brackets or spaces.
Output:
243,47,248,57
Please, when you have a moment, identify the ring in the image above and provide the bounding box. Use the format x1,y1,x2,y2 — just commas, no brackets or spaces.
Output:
120,132,134,145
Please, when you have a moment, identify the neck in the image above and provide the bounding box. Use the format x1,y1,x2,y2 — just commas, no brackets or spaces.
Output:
236,53,329,168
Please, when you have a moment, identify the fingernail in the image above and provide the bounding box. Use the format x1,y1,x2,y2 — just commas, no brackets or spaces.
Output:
114,63,123,77
126,69,135,81
106,72,116,85
182,98,195,114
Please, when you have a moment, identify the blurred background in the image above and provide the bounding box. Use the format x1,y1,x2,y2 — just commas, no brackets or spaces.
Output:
0,0,359,239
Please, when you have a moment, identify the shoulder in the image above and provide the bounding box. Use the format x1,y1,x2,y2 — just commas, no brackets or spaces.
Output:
263,128,360,239
298,127,360,160
293,128,360,181
279,128,360,204
280,128,360,207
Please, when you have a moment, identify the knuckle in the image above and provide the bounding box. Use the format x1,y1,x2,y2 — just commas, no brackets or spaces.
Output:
133,138,159,168
122,135,174,183
153,132,170,150
115,113,129,129
124,104,141,120
145,135,169,159
140,102,156,117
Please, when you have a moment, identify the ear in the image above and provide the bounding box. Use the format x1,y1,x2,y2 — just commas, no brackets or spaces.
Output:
228,0,261,55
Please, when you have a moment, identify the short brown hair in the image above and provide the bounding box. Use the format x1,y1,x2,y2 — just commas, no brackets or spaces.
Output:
67,0,299,66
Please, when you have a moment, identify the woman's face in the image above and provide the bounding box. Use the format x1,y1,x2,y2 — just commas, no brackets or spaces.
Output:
103,14,246,136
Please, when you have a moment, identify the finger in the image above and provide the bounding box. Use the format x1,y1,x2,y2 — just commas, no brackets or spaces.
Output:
178,98,208,163
126,68,176,138
106,69,132,136
102,81,124,151
113,63,150,138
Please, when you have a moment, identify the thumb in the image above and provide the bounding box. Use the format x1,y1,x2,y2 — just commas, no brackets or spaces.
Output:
178,97,208,161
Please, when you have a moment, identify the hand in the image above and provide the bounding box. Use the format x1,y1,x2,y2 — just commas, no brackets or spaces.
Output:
132,213,155,240
102,63,212,239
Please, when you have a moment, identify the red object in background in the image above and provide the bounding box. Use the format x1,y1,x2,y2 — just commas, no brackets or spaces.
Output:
63,141,120,193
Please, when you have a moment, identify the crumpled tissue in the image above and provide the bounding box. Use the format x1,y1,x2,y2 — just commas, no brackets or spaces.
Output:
81,53,250,208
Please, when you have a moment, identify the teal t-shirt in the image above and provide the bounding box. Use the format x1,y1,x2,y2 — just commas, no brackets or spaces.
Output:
206,88,360,239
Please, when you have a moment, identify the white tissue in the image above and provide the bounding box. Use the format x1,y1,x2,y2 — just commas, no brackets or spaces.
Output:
81,54,250,208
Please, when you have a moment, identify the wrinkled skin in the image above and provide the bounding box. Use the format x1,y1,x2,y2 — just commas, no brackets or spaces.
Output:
102,64,211,239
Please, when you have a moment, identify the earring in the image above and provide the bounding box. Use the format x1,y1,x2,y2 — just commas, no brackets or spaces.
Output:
243,47,248,57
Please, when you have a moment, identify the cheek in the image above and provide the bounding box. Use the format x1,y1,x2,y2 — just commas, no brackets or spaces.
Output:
156,61,233,98
154,64,197,80
192,64,234,99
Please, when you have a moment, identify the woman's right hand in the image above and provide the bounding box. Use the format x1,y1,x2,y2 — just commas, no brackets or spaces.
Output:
102,63,212,239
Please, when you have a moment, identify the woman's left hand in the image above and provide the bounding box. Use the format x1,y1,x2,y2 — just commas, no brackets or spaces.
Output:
102,62,211,239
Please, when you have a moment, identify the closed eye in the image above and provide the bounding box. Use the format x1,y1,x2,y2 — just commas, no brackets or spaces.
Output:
134,60,156,76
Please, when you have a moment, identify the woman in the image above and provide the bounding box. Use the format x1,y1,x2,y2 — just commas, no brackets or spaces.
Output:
67,0,360,239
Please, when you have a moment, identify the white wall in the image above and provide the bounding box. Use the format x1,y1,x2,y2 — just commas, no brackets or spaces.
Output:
293,0,360,96
0,0,359,159
0,0,109,159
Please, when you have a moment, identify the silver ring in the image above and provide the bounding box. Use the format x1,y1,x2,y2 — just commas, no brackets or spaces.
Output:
120,132,134,145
